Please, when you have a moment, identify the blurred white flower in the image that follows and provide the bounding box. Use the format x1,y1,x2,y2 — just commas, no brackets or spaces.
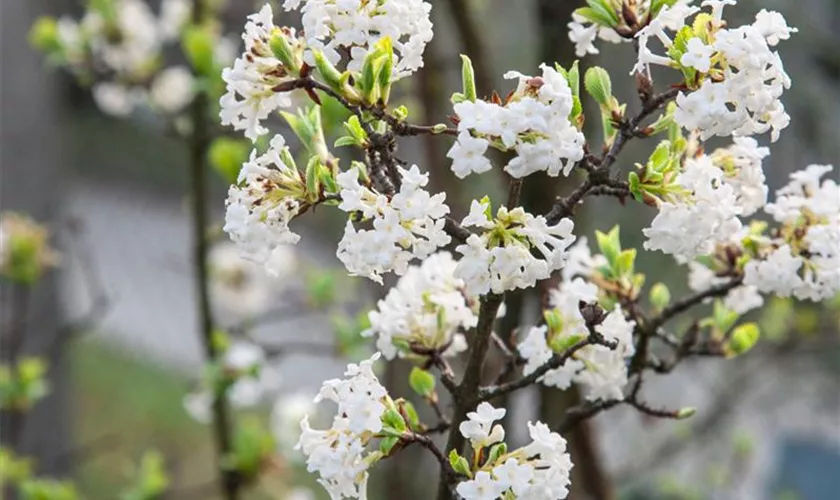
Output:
149,65,194,114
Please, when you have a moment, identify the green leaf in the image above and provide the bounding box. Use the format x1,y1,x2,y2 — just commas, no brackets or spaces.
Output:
649,283,671,311
181,25,214,76
208,137,249,184
334,136,358,148
713,300,740,334
119,451,169,500
281,106,328,160
574,6,617,28
628,171,644,202
567,60,581,97
543,309,564,336
343,115,368,144
460,55,477,102
379,436,400,455
587,0,620,24
408,367,436,398
595,226,621,268
650,0,679,19
584,67,613,107
28,17,60,53
306,270,336,308
270,32,300,74
450,92,466,105
313,50,343,91
304,156,322,198
615,249,636,277
375,37,394,104
449,450,472,478
381,408,407,435
486,442,507,466
728,323,760,356
401,400,421,429
676,407,697,420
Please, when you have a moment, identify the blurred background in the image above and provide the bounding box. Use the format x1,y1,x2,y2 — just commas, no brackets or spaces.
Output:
1,0,839,499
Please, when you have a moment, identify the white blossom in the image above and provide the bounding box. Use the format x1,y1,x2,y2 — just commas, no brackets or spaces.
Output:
223,135,303,273
459,402,507,451
91,82,139,117
283,0,434,79
362,252,475,359
149,65,194,113
457,415,573,500
519,276,635,401
455,205,575,296
447,133,493,179
336,166,451,283
159,0,190,41
644,155,743,262
568,16,600,57
208,242,294,317
272,393,318,455
711,137,770,216
297,354,387,499
744,244,804,298
184,342,280,423
687,262,764,315
456,471,507,500
220,5,303,141
681,37,714,72
747,165,840,301
753,9,797,46
449,64,584,179
673,6,794,141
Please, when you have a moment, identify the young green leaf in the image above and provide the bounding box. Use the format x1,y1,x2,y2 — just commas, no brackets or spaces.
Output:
584,67,613,106
460,55,477,102
408,367,436,398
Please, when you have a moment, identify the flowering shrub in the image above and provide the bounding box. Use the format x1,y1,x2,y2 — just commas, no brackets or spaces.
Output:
21,0,839,499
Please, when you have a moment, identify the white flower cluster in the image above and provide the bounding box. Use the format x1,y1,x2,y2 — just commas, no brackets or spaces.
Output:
710,137,770,217
634,1,796,141
184,341,280,423
447,64,585,179
643,154,743,262
336,166,451,283
456,403,573,500
455,201,576,297
223,135,304,275
363,253,475,359
745,165,840,301
54,0,195,116
208,242,296,318
220,5,304,141
272,392,317,456
687,262,763,315
569,1,700,57
282,0,433,79
297,354,387,499
518,242,636,402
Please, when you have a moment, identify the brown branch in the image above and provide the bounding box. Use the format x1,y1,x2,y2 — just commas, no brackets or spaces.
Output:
544,88,679,225
479,330,618,401
649,277,744,332
437,293,504,499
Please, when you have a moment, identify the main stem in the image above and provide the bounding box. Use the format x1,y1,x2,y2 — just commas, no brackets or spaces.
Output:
188,2,238,498
437,293,504,500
